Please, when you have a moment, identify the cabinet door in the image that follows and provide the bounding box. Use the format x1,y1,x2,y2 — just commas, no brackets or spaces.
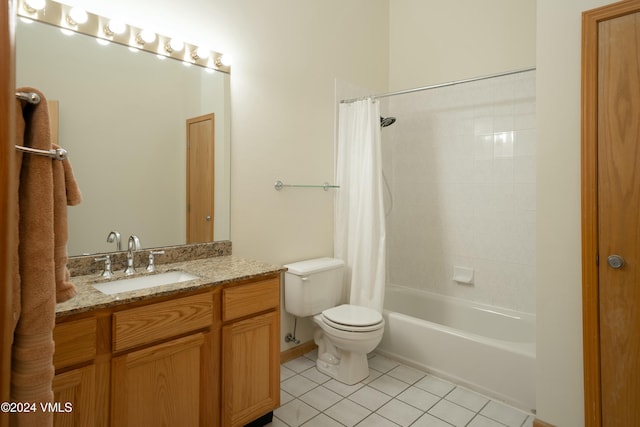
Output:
222,311,279,427
111,333,205,427
53,365,95,427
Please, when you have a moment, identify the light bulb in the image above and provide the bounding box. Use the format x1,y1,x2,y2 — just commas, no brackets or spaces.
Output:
24,0,46,12
105,19,126,35
217,54,232,67
168,39,184,52
195,46,210,59
68,7,88,25
139,29,156,44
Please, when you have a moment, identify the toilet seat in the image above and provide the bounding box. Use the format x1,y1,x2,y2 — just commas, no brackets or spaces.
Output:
321,304,383,332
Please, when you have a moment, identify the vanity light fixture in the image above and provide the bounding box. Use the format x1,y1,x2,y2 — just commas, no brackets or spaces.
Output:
17,0,231,73
66,7,88,26
23,0,45,13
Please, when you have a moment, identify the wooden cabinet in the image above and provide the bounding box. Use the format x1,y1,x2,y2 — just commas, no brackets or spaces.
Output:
221,277,280,427
52,365,95,427
110,292,215,426
52,317,99,427
112,333,209,426
53,272,280,427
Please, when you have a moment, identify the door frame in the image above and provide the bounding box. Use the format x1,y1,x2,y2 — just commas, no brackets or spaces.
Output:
581,1,640,426
1,1,16,426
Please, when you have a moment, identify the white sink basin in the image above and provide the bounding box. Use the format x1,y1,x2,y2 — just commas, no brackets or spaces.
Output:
92,271,200,295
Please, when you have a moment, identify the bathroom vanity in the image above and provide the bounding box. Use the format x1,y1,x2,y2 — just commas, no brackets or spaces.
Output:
53,253,284,427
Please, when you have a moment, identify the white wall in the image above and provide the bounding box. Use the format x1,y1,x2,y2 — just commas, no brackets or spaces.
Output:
389,0,536,90
536,1,610,425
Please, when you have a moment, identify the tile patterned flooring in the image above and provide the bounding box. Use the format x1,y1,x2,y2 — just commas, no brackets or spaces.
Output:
269,351,534,427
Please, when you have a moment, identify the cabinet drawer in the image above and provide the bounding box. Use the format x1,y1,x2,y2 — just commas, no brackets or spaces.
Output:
54,317,97,369
222,277,279,322
113,293,213,352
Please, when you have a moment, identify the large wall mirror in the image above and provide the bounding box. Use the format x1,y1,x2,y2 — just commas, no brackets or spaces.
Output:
16,18,231,256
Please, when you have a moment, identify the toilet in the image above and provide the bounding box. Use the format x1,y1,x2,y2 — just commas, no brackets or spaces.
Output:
284,257,385,385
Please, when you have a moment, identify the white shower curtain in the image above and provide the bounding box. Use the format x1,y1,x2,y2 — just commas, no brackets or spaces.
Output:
335,98,386,313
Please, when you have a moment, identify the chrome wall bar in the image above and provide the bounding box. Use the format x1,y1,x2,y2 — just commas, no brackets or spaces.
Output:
15,146,68,160
15,91,68,160
16,91,41,105
274,180,339,191
340,66,536,104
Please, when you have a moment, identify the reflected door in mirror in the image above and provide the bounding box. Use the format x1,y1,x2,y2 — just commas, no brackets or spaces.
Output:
186,114,215,243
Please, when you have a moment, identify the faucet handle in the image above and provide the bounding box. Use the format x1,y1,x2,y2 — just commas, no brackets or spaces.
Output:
95,255,113,278
146,250,165,272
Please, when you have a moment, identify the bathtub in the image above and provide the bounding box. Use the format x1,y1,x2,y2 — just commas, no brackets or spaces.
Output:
377,285,536,412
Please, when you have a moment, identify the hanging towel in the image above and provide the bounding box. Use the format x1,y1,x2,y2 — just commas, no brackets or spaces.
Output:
52,142,82,302
11,87,82,427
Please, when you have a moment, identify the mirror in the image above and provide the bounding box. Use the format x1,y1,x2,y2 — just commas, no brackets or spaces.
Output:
16,19,231,256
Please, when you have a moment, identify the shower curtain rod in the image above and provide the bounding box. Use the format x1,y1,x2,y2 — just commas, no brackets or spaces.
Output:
340,66,536,104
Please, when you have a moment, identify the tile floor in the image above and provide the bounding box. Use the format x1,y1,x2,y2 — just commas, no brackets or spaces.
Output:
269,351,534,427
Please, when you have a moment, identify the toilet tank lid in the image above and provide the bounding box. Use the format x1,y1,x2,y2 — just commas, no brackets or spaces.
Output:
284,257,344,275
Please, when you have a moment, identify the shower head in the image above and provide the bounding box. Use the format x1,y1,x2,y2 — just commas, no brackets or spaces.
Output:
380,116,396,128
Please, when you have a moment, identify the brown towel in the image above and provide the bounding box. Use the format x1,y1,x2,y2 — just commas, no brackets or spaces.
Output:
52,143,81,303
11,87,81,427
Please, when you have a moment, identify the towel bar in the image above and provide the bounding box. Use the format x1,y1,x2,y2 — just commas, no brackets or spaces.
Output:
15,145,68,160
15,91,41,105
15,91,67,160
274,180,339,191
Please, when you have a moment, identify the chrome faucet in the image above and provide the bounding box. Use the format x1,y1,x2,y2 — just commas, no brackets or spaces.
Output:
124,235,142,275
106,230,121,251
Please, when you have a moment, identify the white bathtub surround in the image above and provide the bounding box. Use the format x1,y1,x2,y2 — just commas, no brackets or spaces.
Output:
335,98,387,312
382,70,536,314
380,285,536,412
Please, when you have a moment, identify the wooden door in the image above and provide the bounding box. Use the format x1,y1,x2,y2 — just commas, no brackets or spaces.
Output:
186,113,215,244
582,2,640,426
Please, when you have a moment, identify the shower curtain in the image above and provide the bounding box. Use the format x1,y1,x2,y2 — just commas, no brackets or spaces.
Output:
335,98,386,312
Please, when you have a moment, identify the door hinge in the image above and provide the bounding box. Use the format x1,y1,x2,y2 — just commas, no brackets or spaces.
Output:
596,255,599,266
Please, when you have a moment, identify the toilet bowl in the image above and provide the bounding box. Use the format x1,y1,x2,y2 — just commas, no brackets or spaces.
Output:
283,258,386,385
313,304,385,385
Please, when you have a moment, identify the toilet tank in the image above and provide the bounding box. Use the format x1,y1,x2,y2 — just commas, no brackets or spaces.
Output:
283,257,345,317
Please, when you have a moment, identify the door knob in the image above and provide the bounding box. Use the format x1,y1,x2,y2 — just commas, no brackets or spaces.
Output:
205,215,211,222
607,254,624,269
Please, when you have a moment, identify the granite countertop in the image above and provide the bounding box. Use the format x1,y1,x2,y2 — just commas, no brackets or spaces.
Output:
56,256,286,317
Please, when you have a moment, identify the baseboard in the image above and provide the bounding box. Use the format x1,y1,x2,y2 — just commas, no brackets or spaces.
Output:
280,340,317,364
533,418,555,427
